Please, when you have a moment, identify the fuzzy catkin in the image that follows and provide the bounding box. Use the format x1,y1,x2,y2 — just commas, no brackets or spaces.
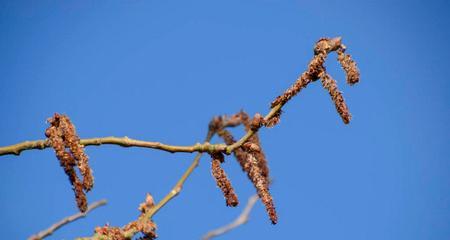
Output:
45,113,93,212
217,129,248,172
337,49,360,85
319,71,352,124
211,152,239,207
246,154,277,224
59,116,94,191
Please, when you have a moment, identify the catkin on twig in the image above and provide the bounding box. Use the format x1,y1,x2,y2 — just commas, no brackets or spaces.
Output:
213,111,276,223
337,46,360,85
95,193,157,240
319,71,352,124
211,152,239,207
245,154,277,224
45,113,94,212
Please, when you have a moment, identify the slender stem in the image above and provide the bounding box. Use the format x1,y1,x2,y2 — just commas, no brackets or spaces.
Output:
77,131,215,240
0,137,227,157
202,194,259,240
145,131,214,218
28,199,107,240
0,104,282,157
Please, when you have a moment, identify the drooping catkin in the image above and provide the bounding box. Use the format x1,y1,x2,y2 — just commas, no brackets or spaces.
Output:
243,112,270,181
59,116,94,191
45,113,93,212
211,152,239,207
337,47,360,85
73,179,88,212
214,112,276,223
245,154,277,224
271,37,359,125
319,71,352,124
217,129,248,172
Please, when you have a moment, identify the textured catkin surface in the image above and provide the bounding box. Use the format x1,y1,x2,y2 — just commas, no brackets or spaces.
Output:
211,152,239,207
45,113,94,212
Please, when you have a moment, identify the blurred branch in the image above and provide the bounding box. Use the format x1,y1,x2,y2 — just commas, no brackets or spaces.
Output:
28,199,107,240
202,194,259,240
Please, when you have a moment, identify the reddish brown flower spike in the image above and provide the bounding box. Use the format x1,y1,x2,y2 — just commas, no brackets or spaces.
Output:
337,47,360,85
319,71,352,124
211,152,239,207
245,154,277,224
45,113,94,212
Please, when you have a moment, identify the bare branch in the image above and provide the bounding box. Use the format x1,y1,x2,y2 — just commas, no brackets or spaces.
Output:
202,194,259,240
28,199,107,240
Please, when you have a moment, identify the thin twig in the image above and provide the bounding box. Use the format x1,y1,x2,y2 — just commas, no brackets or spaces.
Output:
28,199,107,240
0,137,227,156
77,131,215,240
202,194,259,240
0,101,282,157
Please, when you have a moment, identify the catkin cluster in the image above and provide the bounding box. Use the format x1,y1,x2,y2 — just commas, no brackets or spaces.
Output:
209,111,278,224
207,37,360,225
45,113,94,212
95,193,158,240
271,37,360,124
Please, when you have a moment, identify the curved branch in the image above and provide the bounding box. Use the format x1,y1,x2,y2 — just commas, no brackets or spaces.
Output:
28,199,107,240
202,194,259,240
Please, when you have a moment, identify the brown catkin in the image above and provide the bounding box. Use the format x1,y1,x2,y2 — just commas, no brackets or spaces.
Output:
45,113,93,212
211,152,239,207
246,154,277,224
270,52,325,108
96,194,158,240
242,112,270,181
59,116,94,191
217,129,249,172
337,48,360,85
218,111,276,222
73,179,88,212
265,109,282,128
271,37,344,109
319,71,352,124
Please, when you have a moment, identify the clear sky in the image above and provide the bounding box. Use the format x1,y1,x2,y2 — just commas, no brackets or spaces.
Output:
0,0,449,239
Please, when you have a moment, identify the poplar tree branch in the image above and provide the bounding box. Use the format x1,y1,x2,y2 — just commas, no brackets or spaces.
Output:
0,37,360,240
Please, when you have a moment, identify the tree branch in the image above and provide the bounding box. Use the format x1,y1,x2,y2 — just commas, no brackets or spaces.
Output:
0,137,227,157
28,199,107,240
1,37,360,239
202,194,259,240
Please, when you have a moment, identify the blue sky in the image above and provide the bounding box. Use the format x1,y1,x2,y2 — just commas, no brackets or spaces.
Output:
0,0,449,239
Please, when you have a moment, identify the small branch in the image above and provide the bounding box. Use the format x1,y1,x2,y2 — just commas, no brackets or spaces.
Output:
202,194,259,240
28,199,107,240
78,131,215,240
0,101,281,158
0,137,228,157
